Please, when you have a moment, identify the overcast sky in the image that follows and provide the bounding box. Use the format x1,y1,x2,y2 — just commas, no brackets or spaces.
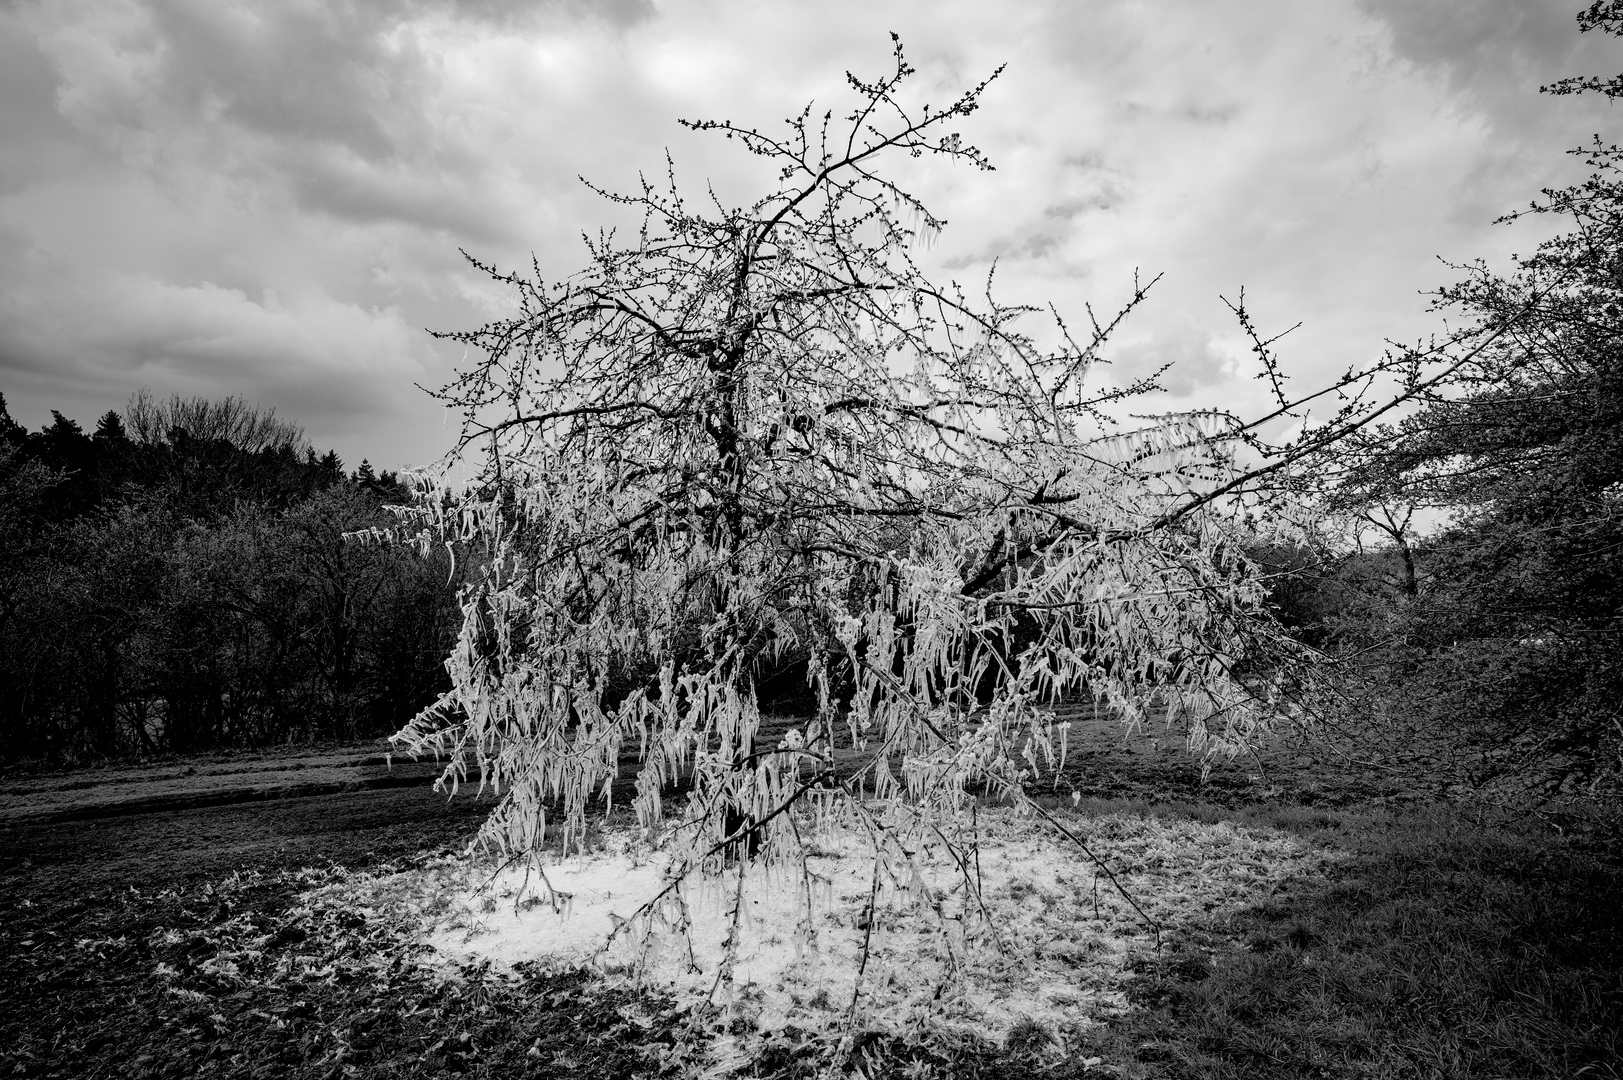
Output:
2,0,1620,472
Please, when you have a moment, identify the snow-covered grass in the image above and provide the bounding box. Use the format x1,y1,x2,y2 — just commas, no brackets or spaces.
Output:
344,806,1342,1058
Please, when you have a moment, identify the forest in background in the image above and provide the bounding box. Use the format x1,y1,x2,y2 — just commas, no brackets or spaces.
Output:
0,390,464,763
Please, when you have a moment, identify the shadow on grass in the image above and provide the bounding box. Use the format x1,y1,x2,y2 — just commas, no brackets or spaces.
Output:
1071,802,1623,1080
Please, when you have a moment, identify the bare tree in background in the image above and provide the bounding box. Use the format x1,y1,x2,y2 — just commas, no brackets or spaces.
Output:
125,389,306,454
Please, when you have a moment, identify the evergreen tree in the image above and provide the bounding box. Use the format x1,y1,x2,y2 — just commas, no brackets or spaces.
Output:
0,393,25,447
92,410,129,447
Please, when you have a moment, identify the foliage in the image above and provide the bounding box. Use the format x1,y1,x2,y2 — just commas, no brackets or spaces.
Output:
0,439,60,641
0,392,460,763
1330,12,1623,793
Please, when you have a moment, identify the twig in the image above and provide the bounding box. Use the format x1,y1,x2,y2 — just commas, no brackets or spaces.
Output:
1018,793,1163,948
846,859,883,1027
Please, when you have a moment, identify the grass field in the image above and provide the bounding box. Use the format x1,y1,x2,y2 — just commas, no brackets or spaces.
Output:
1,719,1619,1079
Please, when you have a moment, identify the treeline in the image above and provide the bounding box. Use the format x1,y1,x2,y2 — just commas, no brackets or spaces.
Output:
0,391,462,764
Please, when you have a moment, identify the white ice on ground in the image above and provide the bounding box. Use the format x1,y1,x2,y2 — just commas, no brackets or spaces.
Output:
416,808,1339,1044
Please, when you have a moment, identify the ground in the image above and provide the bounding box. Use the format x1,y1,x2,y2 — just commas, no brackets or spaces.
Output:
2,716,1620,1079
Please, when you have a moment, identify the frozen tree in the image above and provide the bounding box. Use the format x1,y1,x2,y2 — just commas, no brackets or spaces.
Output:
387,39,1502,977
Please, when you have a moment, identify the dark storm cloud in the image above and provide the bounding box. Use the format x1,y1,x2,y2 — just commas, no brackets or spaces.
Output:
1356,0,1620,220
0,16,93,195
1361,0,1616,112
43,1,494,236
0,0,551,466
147,4,402,160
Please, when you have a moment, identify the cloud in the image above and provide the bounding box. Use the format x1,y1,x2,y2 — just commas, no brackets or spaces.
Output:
105,277,421,379
0,261,425,414
1359,0,1613,111
1106,320,1238,398
1,0,1619,470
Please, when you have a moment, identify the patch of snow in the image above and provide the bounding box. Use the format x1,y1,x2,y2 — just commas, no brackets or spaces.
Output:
401,808,1340,1047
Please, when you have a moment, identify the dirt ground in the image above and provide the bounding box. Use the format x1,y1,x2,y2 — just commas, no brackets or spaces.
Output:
0,744,447,827
1,732,1074,1079
0,756,591,1080
0,771,490,902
